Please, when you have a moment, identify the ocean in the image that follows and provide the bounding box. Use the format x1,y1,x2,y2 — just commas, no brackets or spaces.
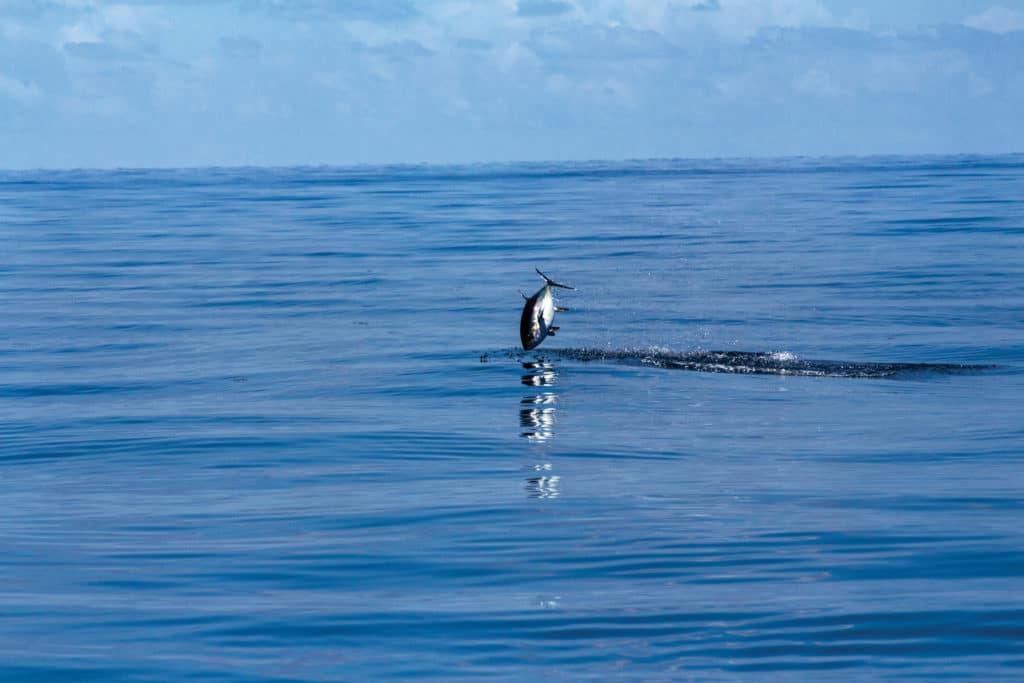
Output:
1,155,1022,680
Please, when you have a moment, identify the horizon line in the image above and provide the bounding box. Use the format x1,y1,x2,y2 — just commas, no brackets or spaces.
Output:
2,150,1023,174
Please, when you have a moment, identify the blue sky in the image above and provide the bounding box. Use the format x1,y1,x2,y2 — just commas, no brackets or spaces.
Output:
1,0,1023,168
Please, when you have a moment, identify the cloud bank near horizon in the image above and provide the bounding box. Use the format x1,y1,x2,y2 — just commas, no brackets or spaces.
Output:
1,0,1023,168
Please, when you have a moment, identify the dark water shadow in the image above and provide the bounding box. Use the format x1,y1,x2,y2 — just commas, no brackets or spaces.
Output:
505,348,998,379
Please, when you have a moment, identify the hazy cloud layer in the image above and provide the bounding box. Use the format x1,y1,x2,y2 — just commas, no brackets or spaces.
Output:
1,0,1022,167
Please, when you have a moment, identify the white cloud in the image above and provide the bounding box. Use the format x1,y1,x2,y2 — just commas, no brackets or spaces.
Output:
573,0,836,42
705,0,835,39
3,0,1024,166
963,5,1024,34
57,3,165,48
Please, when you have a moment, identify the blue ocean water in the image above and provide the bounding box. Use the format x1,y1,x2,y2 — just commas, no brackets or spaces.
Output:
1,155,1023,681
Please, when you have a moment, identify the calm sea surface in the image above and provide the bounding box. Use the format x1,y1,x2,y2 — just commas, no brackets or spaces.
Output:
1,156,1023,681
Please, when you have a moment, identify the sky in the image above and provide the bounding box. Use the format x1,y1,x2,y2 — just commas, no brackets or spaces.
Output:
1,0,1023,168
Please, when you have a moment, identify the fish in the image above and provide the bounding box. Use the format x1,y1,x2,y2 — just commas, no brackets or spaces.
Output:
520,268,574,351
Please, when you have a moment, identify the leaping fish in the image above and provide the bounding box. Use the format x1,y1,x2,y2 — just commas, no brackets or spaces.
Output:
520,268,574,351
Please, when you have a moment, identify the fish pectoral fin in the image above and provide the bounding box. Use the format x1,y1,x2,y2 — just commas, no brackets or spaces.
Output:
555,307,570,312
548,327,559,335
520,290,529,301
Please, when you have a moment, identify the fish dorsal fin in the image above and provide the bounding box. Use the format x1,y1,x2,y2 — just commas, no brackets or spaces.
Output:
535,268,575,290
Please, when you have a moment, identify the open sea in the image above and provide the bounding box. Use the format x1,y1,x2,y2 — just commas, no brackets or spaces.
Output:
1,155,1023,681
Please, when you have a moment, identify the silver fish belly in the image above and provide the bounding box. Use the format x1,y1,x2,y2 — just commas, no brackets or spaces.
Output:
519,269,573,351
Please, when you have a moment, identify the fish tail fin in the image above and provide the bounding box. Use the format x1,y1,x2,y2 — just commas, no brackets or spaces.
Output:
536,268,575,290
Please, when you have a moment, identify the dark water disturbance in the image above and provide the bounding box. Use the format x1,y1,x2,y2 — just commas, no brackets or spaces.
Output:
515,347,998,378
2,155,1023,681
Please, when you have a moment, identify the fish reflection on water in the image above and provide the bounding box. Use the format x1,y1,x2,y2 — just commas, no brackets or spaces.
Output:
520,361,560,498
525,463,560,499
520,361,558,441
